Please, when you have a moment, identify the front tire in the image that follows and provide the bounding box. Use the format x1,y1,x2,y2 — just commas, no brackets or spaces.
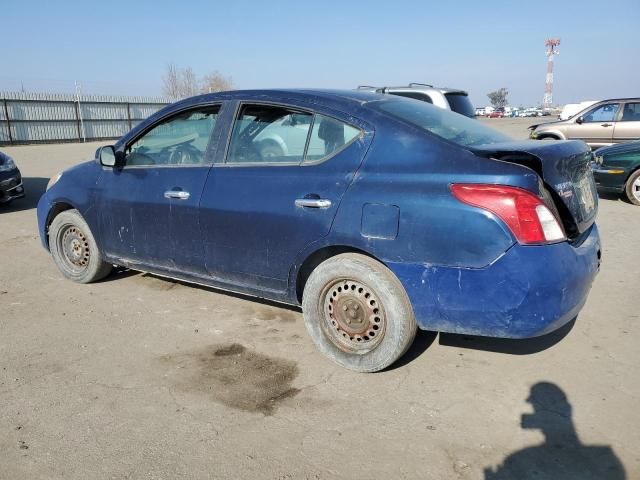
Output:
302,253,417,372
624,170,640,206
49,209,112,283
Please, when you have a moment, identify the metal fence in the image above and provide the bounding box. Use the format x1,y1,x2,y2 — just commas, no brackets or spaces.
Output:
0,92,171,145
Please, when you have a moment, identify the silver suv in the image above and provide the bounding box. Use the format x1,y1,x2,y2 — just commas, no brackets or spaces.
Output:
357,83,476,118
529,98,640,148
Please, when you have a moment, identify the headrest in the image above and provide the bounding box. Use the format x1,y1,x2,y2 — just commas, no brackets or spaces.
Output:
318,118,344,144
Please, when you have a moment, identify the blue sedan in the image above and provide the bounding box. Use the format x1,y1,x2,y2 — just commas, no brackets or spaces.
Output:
37,90,601,372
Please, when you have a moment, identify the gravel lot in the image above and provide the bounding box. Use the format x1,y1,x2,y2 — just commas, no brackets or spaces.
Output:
1,118,638,479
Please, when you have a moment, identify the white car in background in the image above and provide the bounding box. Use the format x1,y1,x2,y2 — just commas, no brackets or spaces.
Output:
559,101,598,120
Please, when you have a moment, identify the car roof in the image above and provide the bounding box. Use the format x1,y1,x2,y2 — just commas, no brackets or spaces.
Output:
593,98,640,103
183,89,386,110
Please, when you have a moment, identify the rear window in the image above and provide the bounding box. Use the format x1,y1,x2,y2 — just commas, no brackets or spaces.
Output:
374,99,511,148
445,93,476,118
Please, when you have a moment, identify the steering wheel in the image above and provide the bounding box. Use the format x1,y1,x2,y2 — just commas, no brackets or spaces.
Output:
126,150,156,166
169,144,202,165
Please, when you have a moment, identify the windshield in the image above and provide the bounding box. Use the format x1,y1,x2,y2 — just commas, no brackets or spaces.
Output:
374,99,512,148
445,93,476,118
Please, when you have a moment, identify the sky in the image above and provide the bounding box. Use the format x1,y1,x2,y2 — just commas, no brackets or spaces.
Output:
2,0,638,107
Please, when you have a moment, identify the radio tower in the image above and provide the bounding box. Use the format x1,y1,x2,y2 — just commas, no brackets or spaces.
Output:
543,38,560,108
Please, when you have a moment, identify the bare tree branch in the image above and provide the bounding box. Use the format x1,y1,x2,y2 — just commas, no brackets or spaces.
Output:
201,71,234,93
162,63,181,100
162,65,234,100
180,67,199,98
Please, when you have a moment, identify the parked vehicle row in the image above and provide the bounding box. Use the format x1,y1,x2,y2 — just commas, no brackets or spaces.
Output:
477,108,552,118
37,89,601,372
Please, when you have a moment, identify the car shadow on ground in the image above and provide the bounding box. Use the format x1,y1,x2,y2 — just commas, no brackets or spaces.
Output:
0,177,49,212
438,317,576,355
482,381,626,479
387,318,576,371
598,191,623,202
108,269,302,313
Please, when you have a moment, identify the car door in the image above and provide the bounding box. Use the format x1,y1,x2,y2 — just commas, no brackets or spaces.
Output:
567,102,620,146
613,101,640,143
97,105,222,274
199,102,369,293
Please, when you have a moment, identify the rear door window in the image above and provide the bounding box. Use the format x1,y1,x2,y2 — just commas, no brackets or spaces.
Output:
227,105,313,164
621,102,640,121
445,93,476,118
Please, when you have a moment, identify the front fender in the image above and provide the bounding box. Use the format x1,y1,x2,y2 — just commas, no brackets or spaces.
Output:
532,128,566,140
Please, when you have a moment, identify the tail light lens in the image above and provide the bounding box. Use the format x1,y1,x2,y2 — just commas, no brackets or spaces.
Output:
451,184,566,244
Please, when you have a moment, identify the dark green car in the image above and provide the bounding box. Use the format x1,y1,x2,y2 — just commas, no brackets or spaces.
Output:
592,141,640,205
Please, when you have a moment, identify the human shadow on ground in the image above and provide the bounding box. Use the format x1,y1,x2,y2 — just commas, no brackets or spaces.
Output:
0,177,49,212
483,382,626,479
438,317,576,355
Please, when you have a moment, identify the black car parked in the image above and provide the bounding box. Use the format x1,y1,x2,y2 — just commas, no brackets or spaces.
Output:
0,151,25,204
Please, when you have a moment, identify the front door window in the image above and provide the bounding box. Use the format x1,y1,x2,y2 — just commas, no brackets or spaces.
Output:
126,107,219,166
582,103,620,123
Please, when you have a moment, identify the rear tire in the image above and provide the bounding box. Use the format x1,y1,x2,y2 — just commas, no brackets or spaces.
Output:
624,170,640,206
49,209,112,283
302,253,417,372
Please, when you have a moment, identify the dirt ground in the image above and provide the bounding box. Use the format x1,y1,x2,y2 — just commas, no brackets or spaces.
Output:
1,118,638,479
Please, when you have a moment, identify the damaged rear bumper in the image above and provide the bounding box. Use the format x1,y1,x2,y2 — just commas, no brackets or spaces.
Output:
387,224,601,338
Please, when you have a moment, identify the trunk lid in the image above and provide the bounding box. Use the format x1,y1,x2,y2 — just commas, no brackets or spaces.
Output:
472,140,598,238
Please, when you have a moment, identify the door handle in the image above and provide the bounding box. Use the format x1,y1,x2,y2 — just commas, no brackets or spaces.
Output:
164,190,190,200
295,198,332,209
601,123,612,127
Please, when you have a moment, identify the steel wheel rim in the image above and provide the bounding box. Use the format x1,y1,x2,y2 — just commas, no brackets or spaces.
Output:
58,224,90,273
319,278,386,353
633,177,640,201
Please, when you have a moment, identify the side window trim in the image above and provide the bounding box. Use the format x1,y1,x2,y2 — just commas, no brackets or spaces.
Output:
121,103,223,169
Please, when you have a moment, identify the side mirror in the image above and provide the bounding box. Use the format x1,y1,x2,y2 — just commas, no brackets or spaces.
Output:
575,116,584,124
98,146,117,167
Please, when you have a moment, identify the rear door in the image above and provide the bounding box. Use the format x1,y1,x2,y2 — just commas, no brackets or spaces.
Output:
613,101,640,143
568,102,620,146
199,102,369,292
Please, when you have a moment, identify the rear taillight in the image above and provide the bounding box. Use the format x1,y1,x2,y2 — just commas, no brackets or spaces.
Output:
451,184,566,244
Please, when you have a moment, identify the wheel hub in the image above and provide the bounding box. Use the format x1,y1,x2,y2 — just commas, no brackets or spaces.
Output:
323,279,385,350
61,226,90,268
